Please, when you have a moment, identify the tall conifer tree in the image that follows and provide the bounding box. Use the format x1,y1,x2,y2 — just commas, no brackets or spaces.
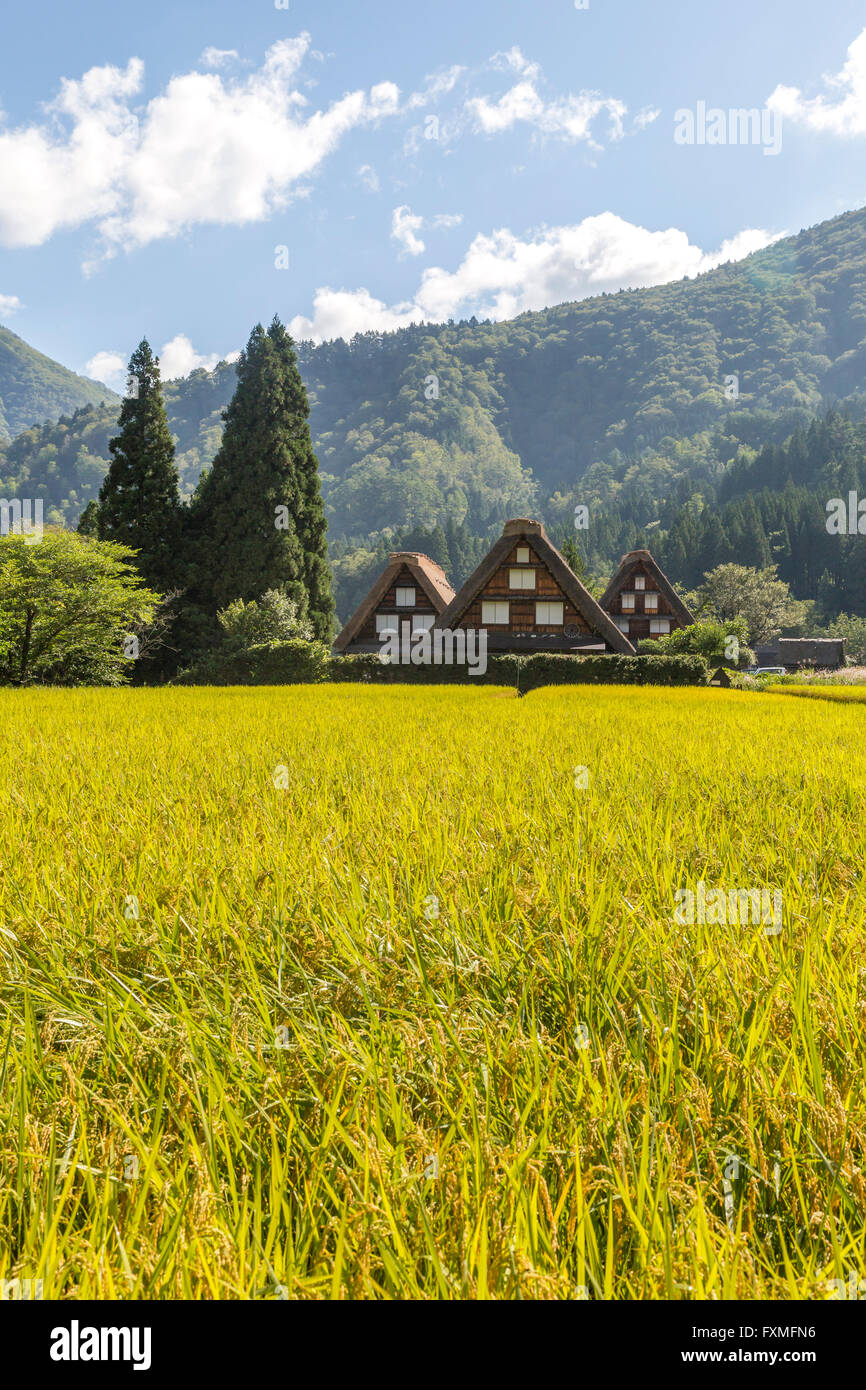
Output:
194,317,334,640
96,340,181,593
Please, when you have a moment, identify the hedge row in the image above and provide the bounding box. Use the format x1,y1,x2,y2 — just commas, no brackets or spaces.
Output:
179,644,708,689
332,651,708,689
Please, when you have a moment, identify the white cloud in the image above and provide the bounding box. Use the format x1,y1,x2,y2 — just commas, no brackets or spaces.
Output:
391,205,425,256
290,213,781,342
290,287,423,342
158,335,240,380
85,351,128,390
86,337,240,388
199,48,240,71
768,27,866,136
0,292,22,317
0,37,402,256
432,213,463,228
0,58,143,248
490,47,541,83
358,163,380,192
467,81,628,145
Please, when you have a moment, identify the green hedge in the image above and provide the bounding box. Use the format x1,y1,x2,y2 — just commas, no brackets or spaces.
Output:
328,652,708,690
178,645,708,690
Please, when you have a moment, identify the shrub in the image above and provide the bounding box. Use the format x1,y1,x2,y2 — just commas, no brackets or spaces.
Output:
178,639,329,685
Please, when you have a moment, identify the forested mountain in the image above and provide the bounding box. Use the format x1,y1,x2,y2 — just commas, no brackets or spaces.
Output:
0,325,118,442
2,204,866,622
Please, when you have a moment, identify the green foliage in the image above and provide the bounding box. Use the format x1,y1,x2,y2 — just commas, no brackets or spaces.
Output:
697,564,800,645
177,590,322,684
827,612,866,665
178,639,329,686
0,530,159,686
193,318,335,640
217,590,314,648
96,340,183,595
638,618,754,668
5,206,866,625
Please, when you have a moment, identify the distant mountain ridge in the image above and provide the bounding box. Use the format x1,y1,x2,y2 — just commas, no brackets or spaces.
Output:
2,204,866,571
0,324,118,442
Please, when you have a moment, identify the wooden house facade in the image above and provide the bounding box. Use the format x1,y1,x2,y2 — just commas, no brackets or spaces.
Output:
599,549,695,647
333,552,456,654
434,519,634,655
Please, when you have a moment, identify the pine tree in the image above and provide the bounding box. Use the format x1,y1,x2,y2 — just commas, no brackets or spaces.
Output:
96,340,181,593
268,317,334,641
194,318,335,640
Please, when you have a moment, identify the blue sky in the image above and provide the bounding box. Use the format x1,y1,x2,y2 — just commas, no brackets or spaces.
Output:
1,0,865,388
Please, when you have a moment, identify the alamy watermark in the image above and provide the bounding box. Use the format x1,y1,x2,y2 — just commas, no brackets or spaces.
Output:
379,624,487,676
674,882,783,934
674,103,782,157
826,492,866,535
0,498,43,544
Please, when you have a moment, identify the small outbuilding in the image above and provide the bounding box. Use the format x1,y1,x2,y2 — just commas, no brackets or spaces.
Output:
777,638,846,672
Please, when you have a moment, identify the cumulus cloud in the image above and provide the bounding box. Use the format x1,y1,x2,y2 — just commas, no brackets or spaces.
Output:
0,292,22,317
158,335,240,379
0,37,402,257
768,27,866,136
290,213,781,342
391,205,426,256
85,351,129,390
86,337,240,388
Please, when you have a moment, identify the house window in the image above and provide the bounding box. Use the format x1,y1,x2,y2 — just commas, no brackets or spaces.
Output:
509,567,535,590
650,618,671,635
536,601,564,626
621,592,636,611
411,614,435,634
396,586,415,607
515,546,531,564
615,617,631,633
482,601,509,624
376,614,399,635
644,592,659,612
634,576,645,591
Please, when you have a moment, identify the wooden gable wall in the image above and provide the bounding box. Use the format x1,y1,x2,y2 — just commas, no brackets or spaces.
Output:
354,563,438,642
452,540,594,636
604,557,681,643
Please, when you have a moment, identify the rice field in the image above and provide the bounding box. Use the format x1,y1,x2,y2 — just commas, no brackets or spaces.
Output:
1,684,865,1300
768,683,866,704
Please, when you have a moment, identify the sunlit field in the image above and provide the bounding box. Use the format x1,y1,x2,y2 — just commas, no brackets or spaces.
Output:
769,683,866,704
1,685,864,1300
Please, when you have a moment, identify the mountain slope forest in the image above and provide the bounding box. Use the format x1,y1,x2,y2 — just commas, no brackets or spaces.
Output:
0,325,118,443
2,205,866,622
